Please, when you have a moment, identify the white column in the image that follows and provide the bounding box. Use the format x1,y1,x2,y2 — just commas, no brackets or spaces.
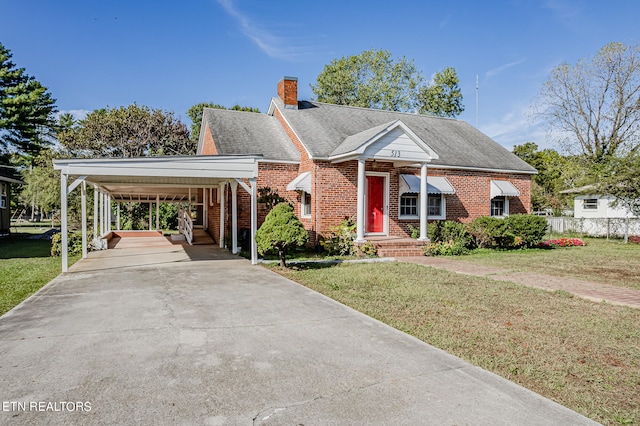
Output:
60,172,68,273
250,178,258,265
419,162,428,241
116,202,121,231
107,193,111,232
356,158,366,242
81,180,87,258
93,185,98,240
156,194,160,230
99,190,104,236
148,202,152,230
219,182,225,248
230,180,238,254
203,188,208,230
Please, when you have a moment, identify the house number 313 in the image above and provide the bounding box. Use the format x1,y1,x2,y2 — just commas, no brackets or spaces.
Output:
391,150,401,158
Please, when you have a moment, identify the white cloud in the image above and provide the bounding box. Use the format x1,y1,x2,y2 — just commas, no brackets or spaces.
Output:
216,0,316,60
480,105,554,151
485,59,526,79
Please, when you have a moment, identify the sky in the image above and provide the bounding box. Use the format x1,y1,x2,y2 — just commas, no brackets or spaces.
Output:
1,0,639,152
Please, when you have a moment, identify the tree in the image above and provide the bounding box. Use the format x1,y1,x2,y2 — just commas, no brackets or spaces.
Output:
311,49,464,117
58,104,193,157
255,202,308,267
187,102,260,142
416,67,464,117
598,153,640,216
513,142,590,213
533,42,640,163
311,49,422,112
0,42,57,162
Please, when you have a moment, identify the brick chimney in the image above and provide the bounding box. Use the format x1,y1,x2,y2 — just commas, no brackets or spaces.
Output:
277,76,298,109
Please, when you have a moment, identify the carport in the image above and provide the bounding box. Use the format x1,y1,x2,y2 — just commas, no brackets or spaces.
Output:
52,155,262,271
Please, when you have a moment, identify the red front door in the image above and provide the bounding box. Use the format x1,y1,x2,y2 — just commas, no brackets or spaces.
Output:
366,175,385,233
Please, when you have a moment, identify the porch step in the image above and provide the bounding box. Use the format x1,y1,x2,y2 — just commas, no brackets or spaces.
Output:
358,237,428,258
376,246,425,257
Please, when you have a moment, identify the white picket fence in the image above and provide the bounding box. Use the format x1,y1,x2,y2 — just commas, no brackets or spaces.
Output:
178,208,193,245
546,217,640,239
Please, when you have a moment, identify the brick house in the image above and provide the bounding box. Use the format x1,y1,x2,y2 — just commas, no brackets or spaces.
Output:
198,77,536,255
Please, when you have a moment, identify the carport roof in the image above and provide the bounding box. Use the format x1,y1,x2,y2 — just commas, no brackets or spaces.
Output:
53,155,261,202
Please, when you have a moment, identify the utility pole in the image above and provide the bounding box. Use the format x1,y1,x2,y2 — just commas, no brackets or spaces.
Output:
475,74,479,128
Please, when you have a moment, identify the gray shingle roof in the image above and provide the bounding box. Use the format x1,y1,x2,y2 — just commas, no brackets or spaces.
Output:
275,99,536,173
201,108,299,162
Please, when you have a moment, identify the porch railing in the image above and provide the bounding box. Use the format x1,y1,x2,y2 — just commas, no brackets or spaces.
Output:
178,208,193,245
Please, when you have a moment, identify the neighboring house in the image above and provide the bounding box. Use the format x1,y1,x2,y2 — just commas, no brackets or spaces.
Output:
0,165,23,236
561,185,638,219
197,76,536,254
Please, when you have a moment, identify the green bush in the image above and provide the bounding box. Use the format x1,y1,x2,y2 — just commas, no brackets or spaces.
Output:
425,220,474,256
469,216,513,249
358,240,378,257
50,232,84,256
320,218,357,256
255,203,309,267
430,220,474,248
423,240,470,256
504,214,548,248
469,215,547,249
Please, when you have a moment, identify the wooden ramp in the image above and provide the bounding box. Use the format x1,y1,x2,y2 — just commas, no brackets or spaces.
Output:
191,228,215,245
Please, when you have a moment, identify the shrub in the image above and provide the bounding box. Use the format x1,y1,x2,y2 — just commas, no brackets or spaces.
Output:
469,216,513,249
255,203,309,267
358,241,378,257
50,232,84,257
320,218,357,256
423,240,470,256
430,220,474,248
425,221,474,256
504,214,547,248
469,215,547,249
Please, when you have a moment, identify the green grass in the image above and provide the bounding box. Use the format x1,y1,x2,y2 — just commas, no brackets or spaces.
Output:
461,237,640,290
271,261,640,426
0,231,79,316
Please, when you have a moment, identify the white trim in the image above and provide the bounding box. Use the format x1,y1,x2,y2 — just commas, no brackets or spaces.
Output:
300,191,312,219
398,193,447,221
365,171,390,236
490,196,510,217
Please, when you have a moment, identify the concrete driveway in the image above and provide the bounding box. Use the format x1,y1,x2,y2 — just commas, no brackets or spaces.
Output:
0,238,597,425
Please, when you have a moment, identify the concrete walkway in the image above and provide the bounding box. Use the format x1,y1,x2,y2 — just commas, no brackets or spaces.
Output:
399,256,640,309
0,238,597,425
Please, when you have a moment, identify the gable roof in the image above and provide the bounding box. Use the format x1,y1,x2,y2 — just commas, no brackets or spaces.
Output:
197,108,299,162
330,119,439,161
270,98,536,173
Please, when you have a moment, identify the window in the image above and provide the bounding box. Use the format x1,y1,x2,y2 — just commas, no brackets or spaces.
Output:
400,194,418,217
0,183,6,209
301,191,311,218
491,196,508,217
399,193,446,219
583,198,598,210
428,195,442,217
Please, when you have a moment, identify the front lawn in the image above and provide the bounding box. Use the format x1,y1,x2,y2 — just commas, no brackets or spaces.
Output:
462,237,640,290
271,261,640,426
0,231,79,316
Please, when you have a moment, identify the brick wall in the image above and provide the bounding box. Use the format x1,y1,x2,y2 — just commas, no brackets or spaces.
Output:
200,124,218,155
